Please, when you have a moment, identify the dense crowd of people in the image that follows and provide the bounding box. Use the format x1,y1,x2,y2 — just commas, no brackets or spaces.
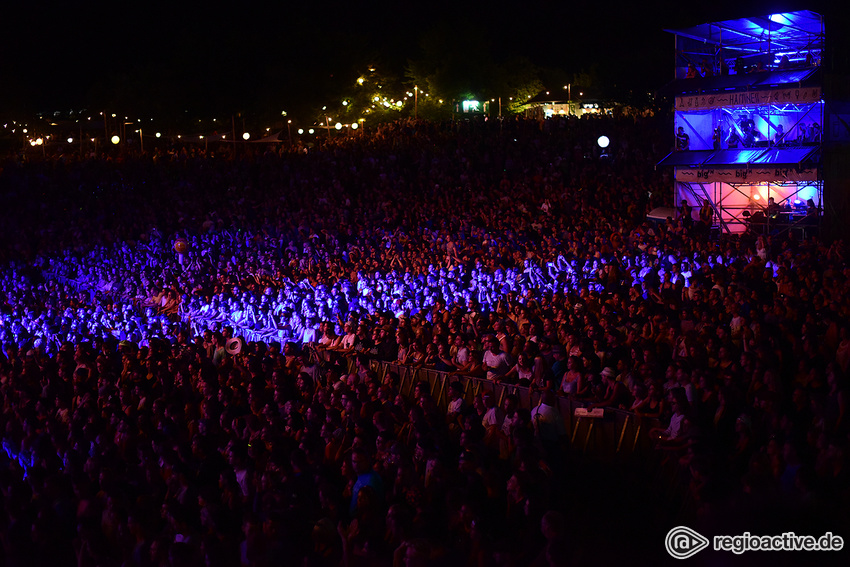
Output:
0,115,848,566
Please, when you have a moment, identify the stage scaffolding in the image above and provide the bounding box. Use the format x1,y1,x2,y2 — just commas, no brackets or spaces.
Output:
658,10,827,238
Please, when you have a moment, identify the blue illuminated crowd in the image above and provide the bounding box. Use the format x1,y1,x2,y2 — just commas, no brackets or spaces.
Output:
0,115,847,566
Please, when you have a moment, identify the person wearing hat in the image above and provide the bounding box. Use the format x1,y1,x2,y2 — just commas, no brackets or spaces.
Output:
588,367,631,410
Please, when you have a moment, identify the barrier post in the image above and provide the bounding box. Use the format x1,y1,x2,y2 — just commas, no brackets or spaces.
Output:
398,367,408,395
633,418,643,452
570,417,582,446
616,414,631,453
435,375,447,409
407,368,418,396
583,420,595,454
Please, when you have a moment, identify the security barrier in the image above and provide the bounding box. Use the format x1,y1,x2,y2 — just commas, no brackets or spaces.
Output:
344,356,663,459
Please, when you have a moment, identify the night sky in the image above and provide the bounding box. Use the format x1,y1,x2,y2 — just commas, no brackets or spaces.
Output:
0,1,825,119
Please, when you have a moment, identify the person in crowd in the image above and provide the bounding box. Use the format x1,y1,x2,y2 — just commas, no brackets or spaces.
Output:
676,126,690,150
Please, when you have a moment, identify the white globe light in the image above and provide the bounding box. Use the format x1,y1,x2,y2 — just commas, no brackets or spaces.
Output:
242,132,250,140
298,128,304,135
597,135,610,148
67,137,74,143
396,101,403,107
308,129,314,134
155,132,161,138
350,123,358,130
335,122,342,130
35,138,43,145
111,135,120,145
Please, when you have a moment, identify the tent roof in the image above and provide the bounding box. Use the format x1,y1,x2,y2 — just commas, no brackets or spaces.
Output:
665,10,824,53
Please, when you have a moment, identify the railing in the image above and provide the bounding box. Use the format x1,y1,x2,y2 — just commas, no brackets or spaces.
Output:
328,352,663,459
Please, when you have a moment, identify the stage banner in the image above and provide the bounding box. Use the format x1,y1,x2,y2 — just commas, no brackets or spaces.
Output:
675,167,818,183
676,87,821,111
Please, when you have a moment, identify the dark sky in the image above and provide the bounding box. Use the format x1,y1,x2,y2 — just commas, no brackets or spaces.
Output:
0,1,825,118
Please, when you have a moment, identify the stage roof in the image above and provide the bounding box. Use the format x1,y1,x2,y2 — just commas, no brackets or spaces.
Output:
657,146,819,168
665,11,824,54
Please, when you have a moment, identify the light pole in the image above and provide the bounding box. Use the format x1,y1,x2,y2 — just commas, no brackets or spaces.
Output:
414,85,418,119
287,120,292,144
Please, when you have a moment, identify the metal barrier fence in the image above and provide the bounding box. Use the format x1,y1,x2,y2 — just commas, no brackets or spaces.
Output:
340,356,663,460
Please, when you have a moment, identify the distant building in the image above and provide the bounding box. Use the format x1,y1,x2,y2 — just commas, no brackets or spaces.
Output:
524,90,613,119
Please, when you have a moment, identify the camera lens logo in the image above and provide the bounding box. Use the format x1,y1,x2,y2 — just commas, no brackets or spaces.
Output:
665,526,709,559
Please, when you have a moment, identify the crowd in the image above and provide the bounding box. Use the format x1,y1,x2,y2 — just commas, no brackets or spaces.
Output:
0,114,848,566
